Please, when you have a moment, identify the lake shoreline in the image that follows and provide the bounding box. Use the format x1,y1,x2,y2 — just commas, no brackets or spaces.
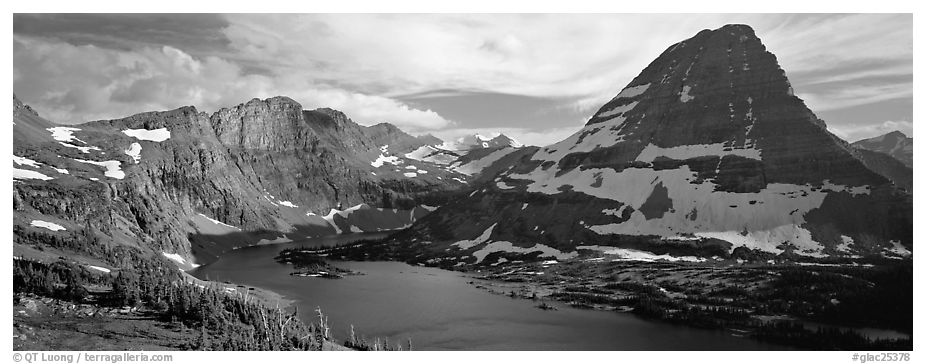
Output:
194,233,791,350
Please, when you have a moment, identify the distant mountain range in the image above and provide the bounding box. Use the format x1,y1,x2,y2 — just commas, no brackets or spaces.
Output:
852,131,913,168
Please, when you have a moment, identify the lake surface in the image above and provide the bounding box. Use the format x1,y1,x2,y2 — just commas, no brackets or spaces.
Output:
192,233,786,350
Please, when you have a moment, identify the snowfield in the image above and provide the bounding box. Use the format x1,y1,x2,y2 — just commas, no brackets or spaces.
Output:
30,220,66,231
122,128,171,142
197,213,242,230
507,161,872,255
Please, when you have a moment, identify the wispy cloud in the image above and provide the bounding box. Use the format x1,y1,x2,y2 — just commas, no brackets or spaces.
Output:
13,35,452,130
13,14,911,140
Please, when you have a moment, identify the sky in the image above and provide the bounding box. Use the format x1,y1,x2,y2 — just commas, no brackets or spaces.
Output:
12,13,912,145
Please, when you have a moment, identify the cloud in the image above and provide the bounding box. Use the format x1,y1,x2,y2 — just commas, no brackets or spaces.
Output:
219,14,911,119
13,35,452,130
828,120,913,143
797,81,913,113
13,14,911,143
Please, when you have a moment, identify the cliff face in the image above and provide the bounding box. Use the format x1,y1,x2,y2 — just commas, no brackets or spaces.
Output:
386,24,912,266
13,96,466,267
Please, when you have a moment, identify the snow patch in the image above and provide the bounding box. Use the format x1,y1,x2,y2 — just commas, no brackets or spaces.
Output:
14,168,53,181
453,223,497,250
680,85,694,102
87,265,111,273
279,201,298,208
821,180,870,196
122,128,171,142
13,155,42,168
886,240,911,257
403,172,418,178
47,127,84,144
124,142,142,163
610,83,651,101
371,153,401,167
577,246,705,262
59,143,102,154
496,181,515,190
451,147,518,175
72,159,125,179
509,163,838,254
322,204,367,234
197,213,241,230
30,220,66,231
635,142,762,162
835,235,854,253
472,241,578,263
161,252,187,265
48,127,102,153
597,101,639,119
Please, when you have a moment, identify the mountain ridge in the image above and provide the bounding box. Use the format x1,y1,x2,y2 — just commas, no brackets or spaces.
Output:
852,130,913,168
12,95,486,267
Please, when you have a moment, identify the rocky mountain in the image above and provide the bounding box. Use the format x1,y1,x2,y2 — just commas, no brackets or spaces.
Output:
441,133,523,151
12,95,481,268
852,131,913,168
382,24,913,267
362,122,442,155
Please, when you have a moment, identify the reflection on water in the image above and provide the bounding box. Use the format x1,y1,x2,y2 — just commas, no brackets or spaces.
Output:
192,233,786,350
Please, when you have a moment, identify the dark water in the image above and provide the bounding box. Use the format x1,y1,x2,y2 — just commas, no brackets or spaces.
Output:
192,233,786,350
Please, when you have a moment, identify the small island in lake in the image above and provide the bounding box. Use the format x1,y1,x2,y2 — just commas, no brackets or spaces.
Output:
275,248,362,279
